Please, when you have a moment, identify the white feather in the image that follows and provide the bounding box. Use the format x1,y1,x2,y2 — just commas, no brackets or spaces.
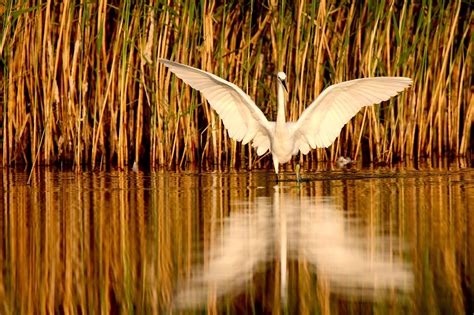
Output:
160,58,412,174
289,77,413,150
159,59,272,154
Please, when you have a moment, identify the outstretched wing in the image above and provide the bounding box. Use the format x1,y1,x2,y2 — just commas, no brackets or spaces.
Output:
160,59,273,156
289,77,412,155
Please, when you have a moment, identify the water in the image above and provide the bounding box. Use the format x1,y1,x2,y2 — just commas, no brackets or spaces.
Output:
0,161,473,314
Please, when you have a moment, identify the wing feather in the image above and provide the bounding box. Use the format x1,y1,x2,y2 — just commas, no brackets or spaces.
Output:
290,77,412,153
160,59,273,154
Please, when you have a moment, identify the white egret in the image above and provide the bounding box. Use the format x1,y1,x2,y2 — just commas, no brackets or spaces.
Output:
159,59,412,177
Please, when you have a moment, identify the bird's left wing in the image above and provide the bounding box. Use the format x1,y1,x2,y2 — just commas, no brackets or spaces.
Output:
289,77,412,155
160,59,273,155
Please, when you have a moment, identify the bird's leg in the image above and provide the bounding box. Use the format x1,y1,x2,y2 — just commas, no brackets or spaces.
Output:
273,158,280,182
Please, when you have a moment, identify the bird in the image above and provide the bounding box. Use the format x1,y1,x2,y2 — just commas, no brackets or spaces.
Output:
159,58,412,179
336,156,355,168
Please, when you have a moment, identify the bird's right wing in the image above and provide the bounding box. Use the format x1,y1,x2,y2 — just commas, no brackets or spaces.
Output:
160,59,273,156
289,77,412,155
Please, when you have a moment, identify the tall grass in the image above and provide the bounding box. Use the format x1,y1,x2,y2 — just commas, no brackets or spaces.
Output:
0,0,471,169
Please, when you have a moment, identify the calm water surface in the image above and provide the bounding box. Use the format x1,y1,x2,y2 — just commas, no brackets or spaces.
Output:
1,161,473,314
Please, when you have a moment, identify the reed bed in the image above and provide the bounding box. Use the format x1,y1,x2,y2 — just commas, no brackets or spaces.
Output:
0,0,472,169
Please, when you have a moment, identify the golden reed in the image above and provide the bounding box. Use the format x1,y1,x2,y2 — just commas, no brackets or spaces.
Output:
0,1,471,170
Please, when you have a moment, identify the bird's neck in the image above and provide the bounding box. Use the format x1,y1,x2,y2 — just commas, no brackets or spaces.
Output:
277,82,286,126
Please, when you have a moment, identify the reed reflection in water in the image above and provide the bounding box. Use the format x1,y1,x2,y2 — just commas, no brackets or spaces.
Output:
0,163,472,314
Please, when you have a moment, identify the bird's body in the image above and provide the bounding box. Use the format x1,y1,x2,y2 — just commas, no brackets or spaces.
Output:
159,58,412,175
271,124,293,173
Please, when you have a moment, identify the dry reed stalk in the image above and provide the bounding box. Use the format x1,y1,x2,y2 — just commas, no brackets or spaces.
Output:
0,1,471,170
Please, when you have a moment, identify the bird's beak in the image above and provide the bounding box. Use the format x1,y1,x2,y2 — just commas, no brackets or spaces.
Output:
282,79,288,93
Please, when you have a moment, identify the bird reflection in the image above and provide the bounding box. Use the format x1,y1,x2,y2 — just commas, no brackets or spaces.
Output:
174,186,413,309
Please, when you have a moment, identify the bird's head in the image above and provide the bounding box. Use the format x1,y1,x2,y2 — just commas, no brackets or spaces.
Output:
277,72,288,93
